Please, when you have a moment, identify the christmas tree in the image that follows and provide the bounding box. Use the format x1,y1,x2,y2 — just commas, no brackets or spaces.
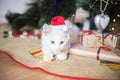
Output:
6,0,42,31
6,0,76,31
6,0,120,31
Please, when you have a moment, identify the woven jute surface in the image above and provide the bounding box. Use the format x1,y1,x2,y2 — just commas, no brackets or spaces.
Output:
0,24,120,79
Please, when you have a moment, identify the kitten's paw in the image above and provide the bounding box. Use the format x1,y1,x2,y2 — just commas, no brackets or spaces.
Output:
43,55,53,62
57,53,68,60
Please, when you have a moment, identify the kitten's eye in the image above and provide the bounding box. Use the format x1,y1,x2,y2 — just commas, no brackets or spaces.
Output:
51,41,54,44
60,41,64,44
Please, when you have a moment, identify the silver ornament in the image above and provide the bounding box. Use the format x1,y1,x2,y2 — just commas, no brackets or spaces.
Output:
94,13,110,31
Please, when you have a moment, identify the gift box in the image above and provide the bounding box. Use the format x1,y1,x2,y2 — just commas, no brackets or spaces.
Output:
79,30,120,49
79,30,103,48
104,34,120,49
70,44,120,63
100,60,120,70
29,49,58,61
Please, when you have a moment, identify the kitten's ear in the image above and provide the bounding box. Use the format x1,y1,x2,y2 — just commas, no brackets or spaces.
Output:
42,23,51,35
63,27,70,34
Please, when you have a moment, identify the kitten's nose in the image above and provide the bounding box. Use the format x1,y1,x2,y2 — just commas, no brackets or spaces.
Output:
56,47,60,51
56,48,59,51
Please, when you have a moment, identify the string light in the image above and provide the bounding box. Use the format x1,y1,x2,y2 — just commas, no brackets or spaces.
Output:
113,19,116,22
114,2,118,5
117,14,120,17
111,1,113,4
112,27,115,31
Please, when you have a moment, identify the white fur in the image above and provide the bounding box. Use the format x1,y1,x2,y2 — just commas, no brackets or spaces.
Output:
42,24,70,62
65,20,80,44
41,19,90,62
41,9,91,62
82,19,90,30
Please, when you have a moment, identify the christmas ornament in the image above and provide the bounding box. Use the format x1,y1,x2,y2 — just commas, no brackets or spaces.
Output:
94,0,110,31
34,29,40,35
8,31,13,37
3,30,41,39
33,29,41,40
20,31,27,38
94,13,110,31
12,32,21,37
22,31,28,36
3,31,13,38
3,31,9,38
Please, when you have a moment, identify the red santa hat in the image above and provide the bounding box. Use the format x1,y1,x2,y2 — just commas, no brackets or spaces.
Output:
50,16,68,31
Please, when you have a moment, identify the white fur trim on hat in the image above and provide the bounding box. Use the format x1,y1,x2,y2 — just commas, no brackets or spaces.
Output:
50,25,68,31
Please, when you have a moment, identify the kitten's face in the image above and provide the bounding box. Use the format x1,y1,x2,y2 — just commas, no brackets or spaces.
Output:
47,30,69,52
42,24,70,53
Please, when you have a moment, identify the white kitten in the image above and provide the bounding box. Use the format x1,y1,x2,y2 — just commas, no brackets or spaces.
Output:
41,15,89,62
65,20,80,44
41,24,70,62
64,19,90,45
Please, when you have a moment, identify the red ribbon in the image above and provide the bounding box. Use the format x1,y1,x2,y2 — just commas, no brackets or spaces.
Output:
80,30,120,60
80,30,102,45
104,32,120,40
97,47,102,60
80,30,93,36
97,46,111,60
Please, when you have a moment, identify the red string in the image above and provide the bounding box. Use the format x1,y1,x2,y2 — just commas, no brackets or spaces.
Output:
80,30,102,44
102,46,111,51
97,46,111,60
97,47,102,60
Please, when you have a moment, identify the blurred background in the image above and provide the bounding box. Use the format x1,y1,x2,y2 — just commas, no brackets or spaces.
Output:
0,0,119,31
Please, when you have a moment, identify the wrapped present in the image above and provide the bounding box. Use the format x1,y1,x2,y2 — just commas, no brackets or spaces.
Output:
29,49,57,61
112,48,120,56
79,30,103,48
104,33,120,49
100,60,120,70
79,30,120,49
70,44,120,63
29,49,43,58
